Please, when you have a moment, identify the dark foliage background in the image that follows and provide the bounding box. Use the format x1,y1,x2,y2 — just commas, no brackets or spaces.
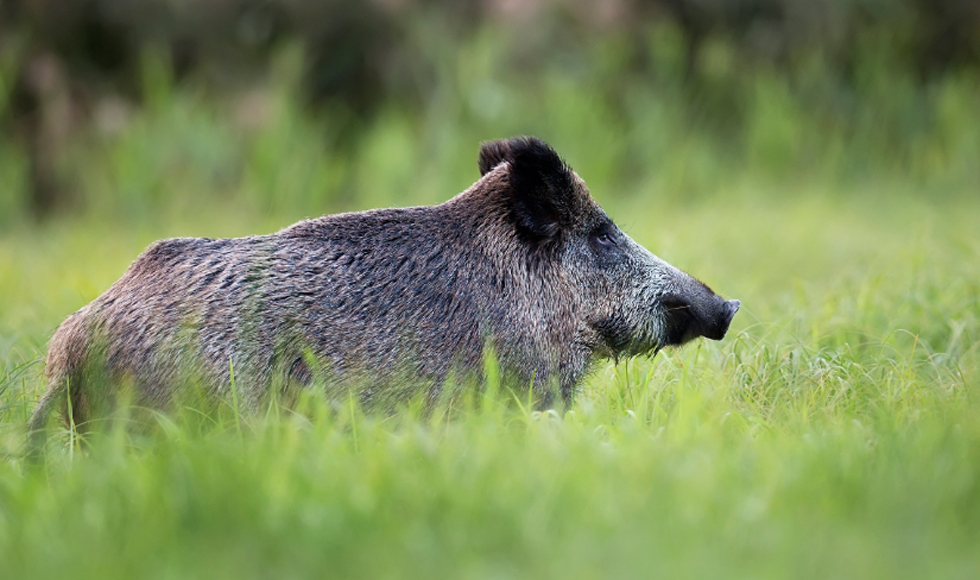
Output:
1,0,978,222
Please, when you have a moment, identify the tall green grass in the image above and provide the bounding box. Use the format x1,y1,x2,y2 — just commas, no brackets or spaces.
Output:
2,182,977,578
2,29,980,579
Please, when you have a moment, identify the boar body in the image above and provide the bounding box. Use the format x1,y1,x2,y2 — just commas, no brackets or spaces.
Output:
29,137,739,440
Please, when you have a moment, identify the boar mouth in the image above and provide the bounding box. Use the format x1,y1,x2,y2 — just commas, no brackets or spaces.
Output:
591,315,660,359
590,298,739,359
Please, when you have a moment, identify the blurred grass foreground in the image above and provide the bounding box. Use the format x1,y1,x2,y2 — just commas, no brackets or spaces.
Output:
1,1,980,579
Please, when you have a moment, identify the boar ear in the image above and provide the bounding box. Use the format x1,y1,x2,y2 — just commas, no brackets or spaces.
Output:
478,139,512,176
499,137,578,242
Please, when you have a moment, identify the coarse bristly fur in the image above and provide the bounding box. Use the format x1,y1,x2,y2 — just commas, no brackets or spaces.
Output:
27,136,739,448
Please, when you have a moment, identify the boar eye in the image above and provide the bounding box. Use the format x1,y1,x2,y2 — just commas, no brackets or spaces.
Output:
595,233,615,247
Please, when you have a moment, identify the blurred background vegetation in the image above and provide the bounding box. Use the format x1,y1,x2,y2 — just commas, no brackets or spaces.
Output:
1,0,978,226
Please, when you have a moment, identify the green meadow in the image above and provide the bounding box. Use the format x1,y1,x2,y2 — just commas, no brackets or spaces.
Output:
2,35,979,579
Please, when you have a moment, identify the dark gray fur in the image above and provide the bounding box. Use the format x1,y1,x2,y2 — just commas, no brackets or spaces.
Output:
29,137,738,441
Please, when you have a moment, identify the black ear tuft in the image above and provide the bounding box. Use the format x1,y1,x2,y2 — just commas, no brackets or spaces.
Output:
478,140,512,176
506,137,573,196
480,136,578,243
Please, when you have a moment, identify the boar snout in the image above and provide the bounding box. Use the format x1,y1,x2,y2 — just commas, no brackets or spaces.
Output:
661,291,740,346
704,298,740,341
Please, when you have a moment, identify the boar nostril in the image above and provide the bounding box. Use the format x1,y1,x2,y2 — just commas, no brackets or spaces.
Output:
726,299,740,322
